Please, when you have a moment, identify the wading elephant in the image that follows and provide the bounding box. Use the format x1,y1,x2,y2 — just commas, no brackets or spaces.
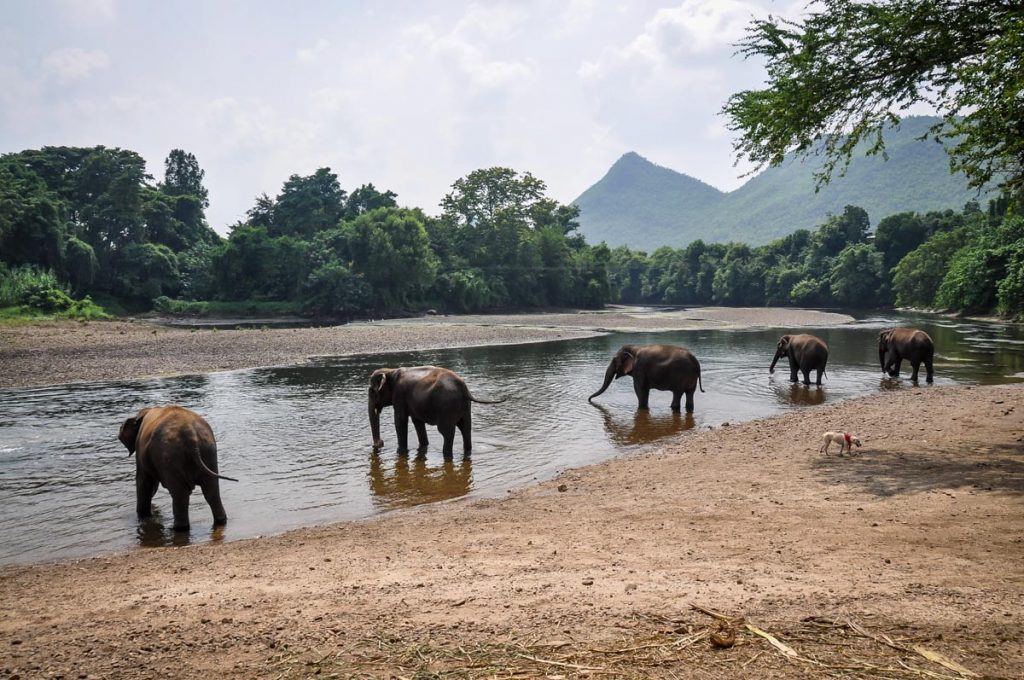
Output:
879,327,935,382
769,334,829,385
118,406,237,532
369,366,505,456
588,344,704,412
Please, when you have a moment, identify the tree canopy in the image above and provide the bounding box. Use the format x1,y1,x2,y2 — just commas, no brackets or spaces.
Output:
724,0,1024,196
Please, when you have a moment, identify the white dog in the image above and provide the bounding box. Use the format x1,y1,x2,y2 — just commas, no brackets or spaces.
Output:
820,431,862,455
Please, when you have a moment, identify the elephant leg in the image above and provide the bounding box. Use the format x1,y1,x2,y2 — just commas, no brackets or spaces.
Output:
801,368,811,385
457,411,472,454
438,423,457,457
670,391,682,411
815,367,824,386
788,358,798,383
136,474,158,519
891,358,903,377
925,357,934,383
394,408,410,453
910,359,921,382
170,489,191,532
412,418,429,451
634,381,650,409
200,479,227,526
684,387,695,413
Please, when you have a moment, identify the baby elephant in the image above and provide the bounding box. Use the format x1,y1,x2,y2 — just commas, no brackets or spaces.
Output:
118,406,237,532
368,366,505,456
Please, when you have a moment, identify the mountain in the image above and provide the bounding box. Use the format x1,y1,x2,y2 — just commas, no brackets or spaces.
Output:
574,117,988,249
572,152,724,247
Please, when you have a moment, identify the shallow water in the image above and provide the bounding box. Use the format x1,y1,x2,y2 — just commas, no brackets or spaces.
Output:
1,312,1021,565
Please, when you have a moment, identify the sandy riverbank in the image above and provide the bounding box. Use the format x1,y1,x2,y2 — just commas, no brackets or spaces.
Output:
0,306,853,389
1,383,1021,678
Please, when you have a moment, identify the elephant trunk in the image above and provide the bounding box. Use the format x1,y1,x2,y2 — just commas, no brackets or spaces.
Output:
769,350,782,374
879,348,886,372
369,399,383,448
588,362,617,402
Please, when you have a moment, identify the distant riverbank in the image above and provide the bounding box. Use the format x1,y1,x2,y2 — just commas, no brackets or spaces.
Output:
0,306,853,389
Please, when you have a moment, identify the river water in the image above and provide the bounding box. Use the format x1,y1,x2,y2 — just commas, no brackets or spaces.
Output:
1,312,1021,565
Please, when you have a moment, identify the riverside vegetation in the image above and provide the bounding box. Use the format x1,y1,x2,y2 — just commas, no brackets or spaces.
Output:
1,146,1021,322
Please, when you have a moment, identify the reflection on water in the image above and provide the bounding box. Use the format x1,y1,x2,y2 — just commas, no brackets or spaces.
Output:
368,452,473,510
592,403,696,445
774,382,827,406
1,311,1022,564
135,514,226,548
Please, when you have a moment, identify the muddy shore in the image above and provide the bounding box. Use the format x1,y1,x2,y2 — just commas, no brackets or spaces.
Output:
1,384,1022,678
0,306,852,389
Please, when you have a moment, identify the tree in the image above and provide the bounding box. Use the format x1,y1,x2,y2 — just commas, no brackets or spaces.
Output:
271,168,347,239
874,212,929,272
438,168,590,309
116,242,181,300
829,243,889,306
345,183,397,218
64,237,98,295
160,149,209,208
724,0,1024,196
342,208,437,309
0,160,66,271
891,227,969,307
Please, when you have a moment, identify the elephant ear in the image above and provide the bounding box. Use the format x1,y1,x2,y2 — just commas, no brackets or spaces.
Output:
371,369,396,397
118,411,146,455
778,335,791,351
621,352,636,376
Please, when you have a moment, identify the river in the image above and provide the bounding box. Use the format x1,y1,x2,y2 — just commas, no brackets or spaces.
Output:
1,312,1021,564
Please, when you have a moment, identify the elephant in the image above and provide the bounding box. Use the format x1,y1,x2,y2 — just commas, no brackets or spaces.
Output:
588,344,704,412
118,406,237,532
769,334,829,385
368,366,506,456
879,327,935,382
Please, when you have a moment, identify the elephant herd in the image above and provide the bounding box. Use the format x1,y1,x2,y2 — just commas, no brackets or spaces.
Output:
116,326,934,533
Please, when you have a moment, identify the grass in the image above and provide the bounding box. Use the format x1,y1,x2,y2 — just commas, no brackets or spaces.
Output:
152,297,306,318
0,302,111,324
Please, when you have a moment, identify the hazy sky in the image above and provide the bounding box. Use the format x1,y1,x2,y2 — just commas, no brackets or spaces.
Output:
2,0,808,233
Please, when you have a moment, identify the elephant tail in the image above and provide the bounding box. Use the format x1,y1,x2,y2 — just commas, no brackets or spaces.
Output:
193,446,239,482
698,371,705,393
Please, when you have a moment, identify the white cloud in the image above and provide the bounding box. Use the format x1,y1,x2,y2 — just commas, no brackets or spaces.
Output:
296,39,330,64
581,0,764,80
645,0,762,56
43,47,110,80
410,4,533,89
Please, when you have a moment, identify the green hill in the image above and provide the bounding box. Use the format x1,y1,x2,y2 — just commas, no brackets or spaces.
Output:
574,117,988,249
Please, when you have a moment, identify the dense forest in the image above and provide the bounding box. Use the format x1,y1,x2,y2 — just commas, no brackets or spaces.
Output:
607,202,1023,318
0,145,1020,320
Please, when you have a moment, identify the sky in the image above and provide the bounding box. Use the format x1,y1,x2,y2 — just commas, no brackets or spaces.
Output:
1,0,810,234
